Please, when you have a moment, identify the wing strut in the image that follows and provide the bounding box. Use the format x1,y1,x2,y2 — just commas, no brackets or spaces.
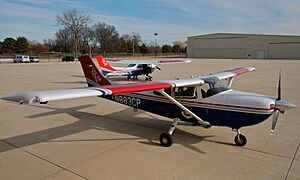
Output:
159,89,211,127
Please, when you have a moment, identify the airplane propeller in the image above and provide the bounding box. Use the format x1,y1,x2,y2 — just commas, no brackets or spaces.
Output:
156,66,161,70
270,73,296,134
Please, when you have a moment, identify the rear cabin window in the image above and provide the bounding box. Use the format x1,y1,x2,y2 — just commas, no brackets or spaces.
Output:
153,87,196,99
174,87,196,98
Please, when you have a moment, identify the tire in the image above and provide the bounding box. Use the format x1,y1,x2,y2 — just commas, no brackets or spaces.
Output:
234,134,247,146
159,133,173,147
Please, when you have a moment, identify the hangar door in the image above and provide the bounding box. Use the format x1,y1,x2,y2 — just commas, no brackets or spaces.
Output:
269,43,300,59
193,37,246,58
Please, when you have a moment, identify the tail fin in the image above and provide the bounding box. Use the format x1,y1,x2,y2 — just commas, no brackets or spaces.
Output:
96,55,116,71
78,55,111,87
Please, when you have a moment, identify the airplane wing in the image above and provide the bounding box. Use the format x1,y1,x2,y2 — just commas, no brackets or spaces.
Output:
1,82,171,104
201,67,255,82
1,78,207,104
1,66,253,104
106,59,191,65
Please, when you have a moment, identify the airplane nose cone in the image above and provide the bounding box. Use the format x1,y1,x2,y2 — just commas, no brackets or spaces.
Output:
275,99,296,111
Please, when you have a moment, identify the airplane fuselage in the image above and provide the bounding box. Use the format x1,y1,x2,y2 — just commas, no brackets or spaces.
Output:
103,89,275,129
101,65,155,77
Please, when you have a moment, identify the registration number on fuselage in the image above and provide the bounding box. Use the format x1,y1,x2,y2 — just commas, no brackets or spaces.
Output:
112,95,141,108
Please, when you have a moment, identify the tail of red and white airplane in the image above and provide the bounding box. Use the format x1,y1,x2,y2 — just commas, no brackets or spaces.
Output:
78,55,111,87
96,55,116,71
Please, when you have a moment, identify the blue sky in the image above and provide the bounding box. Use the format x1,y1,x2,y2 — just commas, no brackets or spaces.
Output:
1,0,300,44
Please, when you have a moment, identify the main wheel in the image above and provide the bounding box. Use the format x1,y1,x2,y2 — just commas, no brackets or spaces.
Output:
159,133,173,147
234,134,247,146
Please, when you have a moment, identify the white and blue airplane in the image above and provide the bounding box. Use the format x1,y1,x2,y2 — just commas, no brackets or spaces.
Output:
1,55,296,147
96,55,191,81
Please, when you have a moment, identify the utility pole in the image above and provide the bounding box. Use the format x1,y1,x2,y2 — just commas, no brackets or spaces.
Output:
154,33,158,59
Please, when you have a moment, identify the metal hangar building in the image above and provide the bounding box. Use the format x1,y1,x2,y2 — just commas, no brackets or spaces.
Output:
187,33,300,59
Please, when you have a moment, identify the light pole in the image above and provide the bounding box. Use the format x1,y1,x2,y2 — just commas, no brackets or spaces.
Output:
154,33,158,59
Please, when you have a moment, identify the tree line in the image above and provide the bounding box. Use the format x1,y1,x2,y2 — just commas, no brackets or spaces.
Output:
0,9,186,57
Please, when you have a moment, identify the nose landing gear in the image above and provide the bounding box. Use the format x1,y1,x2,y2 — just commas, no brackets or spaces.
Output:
159,118,180,147
234,129,247,146
145,75,152,81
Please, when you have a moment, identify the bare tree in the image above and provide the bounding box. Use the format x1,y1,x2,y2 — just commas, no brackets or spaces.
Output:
55,28,72,53
92,22,119,53
131,32,142,53
173,41,187,53
56,9,90,58
79,27,94,54
119,33,142,53
131,32,142,45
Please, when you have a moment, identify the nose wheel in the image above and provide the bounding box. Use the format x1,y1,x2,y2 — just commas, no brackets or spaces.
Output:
159,133,173,147
159,118,180,147
145,74,152,81
234,129,247,146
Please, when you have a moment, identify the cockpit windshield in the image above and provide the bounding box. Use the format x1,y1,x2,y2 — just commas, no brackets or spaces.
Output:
128,64,136,67
201,80,230,98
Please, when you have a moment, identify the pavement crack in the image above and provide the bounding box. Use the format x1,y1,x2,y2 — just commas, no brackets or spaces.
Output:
284,139,300,180
0,139,89,180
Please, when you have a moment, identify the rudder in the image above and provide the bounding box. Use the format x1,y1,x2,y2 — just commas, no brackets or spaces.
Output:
96,55,116,71
78,55,111,87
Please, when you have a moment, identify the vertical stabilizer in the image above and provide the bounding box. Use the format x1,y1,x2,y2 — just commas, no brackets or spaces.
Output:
96,55,116,71
78,55,111,86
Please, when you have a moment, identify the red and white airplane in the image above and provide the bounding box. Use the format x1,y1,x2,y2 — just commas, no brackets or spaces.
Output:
96,55,191,81
1,55,296,147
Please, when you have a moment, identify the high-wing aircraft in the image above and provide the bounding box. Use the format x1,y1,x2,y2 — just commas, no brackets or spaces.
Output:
96,55,191,81
1,55,296,147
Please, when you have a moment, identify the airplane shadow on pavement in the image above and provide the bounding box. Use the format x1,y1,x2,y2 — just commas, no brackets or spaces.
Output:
0,104,214,154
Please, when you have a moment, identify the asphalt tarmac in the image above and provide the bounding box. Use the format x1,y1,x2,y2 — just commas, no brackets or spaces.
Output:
0,58,299,180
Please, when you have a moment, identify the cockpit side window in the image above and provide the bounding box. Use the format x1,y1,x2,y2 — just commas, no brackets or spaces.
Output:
200,83,210,98
128,64,136,67
201,80,230,98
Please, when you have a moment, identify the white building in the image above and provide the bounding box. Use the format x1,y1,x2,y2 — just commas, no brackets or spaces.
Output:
187,33,300,59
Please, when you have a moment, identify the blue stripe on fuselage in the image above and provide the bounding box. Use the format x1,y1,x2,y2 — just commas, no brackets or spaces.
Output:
129,70,144,76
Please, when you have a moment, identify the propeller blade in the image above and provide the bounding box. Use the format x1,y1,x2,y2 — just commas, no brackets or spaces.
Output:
156,66,161,70
277,72,281,100
270,109,280,135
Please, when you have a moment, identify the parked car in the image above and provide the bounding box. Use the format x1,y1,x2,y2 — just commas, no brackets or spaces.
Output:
29,56,39,63
62,56,74,62
14,55,30,63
